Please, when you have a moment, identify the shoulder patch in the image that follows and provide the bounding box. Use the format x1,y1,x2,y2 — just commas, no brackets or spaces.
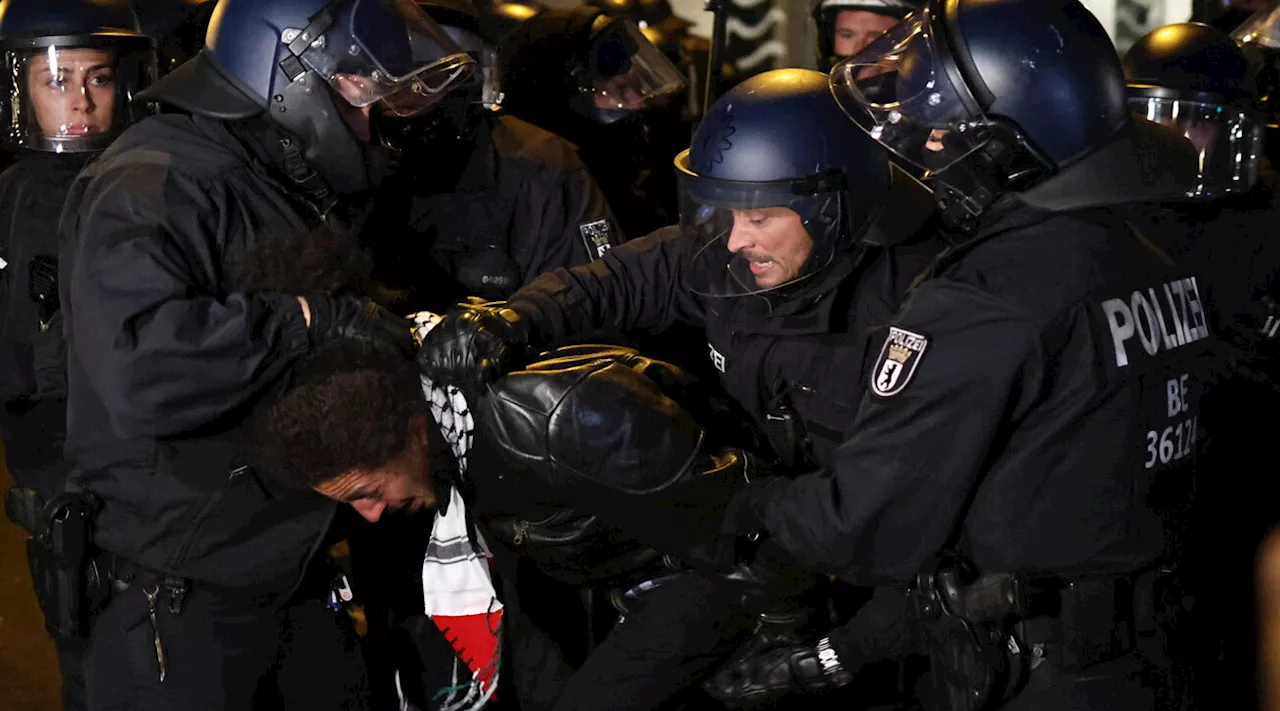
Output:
871,327,928,398
579,219,615,259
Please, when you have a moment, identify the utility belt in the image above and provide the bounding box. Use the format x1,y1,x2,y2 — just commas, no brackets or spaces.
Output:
910,554,1166,711
4,487,108,640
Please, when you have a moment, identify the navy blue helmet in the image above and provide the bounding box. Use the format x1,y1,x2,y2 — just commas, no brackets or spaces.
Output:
677,68,908,299
830,0,1154,224
1125,23,1264,198
139,0,476,193
0,0,156,152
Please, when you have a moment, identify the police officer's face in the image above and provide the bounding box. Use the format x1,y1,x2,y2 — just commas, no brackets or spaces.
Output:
330,74,376,143
313,414,437,522
594,73,646,111
727,206,814,289
25,48,117,139
833,11,900,58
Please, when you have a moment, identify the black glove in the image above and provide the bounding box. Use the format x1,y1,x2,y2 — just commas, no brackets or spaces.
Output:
712,535,828,617
306,294,415,356
416,299,537,389
704,633,854,710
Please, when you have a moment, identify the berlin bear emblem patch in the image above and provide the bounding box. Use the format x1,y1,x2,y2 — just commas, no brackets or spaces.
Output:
871,327,928,397
579,219,615,259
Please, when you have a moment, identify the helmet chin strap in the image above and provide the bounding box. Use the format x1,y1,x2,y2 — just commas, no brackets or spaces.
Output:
272,70,384,196
928,121,1053,231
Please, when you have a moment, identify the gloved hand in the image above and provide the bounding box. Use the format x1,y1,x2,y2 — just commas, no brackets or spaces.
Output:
704,633,854,710
416,299,538,389
305,294,415,356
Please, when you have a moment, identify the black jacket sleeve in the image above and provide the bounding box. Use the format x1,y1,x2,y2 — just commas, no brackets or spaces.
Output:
507,225,704,342
734,279,1036,584
519,160,624,282
60,163,311,439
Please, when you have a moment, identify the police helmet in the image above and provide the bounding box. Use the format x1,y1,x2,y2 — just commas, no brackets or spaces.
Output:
809,0,921,72
676,68,892,299
137,0,476,194
0,0,156,153
1233,3,1280,132
831,0,1147,223
1125,23,1263,198
502,7,685,127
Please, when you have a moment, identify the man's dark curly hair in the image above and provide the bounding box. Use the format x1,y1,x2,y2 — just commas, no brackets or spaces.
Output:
237,219,374,296
250,338,429,490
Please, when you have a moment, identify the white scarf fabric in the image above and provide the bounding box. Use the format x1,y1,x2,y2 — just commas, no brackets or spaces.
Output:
407,312,502,711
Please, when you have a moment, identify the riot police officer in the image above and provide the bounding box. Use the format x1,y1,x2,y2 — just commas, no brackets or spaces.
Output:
499,6,688,238
422,0,1211,708
56,0,473,707
1123,21,1280,709
724,1,1204,708
0,5,154,708
364,0,623,313
810,0,921,71
421,66,945,710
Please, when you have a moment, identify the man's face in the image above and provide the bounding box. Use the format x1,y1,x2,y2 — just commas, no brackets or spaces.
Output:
726,206,814,290
25,48,118,139
314,413,437,522
833,10,901,58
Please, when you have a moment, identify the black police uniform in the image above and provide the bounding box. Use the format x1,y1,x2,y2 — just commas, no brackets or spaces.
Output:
720,168,1212,711
1119,23,1280,706
0,153,90,711
0,154,84,500
366,113,622,313
1127,170,1280,710
58,114,366,710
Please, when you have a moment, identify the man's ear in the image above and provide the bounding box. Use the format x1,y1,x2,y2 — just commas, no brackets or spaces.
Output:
408,411,430,452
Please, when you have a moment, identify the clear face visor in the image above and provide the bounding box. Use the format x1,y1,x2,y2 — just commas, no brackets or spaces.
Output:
830,9,993,174
1233,3,1280,51
579,18,686,123
676,152,846,298
443,25,503,109
4,41,155,153
1128,96,1264,198
295,0,475,118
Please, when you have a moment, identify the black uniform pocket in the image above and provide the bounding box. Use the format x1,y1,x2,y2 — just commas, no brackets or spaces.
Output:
168,465,268,569
29,313,67,399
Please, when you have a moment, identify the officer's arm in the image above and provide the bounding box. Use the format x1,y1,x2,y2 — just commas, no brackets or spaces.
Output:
521,162,625,280
61,166,310,439
731,281,1033,582
507,225,702,342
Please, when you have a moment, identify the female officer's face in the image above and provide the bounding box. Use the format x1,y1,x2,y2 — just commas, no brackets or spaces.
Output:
25,48,118,139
